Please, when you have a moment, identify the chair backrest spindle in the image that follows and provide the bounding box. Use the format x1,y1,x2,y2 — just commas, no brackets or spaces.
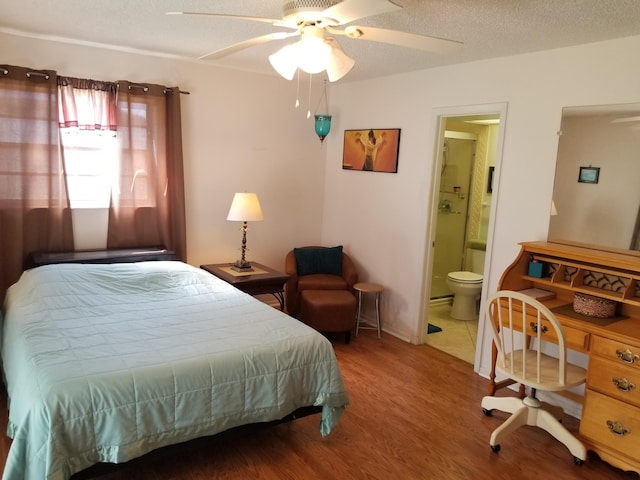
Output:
485,290,575,390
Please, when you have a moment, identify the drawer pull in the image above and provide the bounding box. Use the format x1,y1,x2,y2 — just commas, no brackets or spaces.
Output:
612,377,636,392
529,322,548,334
607,420,631,437
616,348,640,364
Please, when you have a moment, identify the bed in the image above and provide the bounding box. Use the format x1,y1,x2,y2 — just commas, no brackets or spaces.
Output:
0,258,349,480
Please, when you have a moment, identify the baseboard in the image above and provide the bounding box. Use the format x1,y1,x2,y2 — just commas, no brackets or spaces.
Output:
429,297,453,307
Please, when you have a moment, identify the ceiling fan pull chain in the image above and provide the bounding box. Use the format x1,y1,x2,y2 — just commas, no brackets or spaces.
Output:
307,72,312,119
295,69,300,108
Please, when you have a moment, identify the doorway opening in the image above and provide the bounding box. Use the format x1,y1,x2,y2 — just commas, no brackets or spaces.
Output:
424,112,502,365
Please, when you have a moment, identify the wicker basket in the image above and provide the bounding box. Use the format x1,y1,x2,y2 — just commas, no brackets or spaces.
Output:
573,292,616,318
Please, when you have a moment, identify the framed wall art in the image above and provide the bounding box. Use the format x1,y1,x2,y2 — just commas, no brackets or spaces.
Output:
578,166,600,184
342,128,401,173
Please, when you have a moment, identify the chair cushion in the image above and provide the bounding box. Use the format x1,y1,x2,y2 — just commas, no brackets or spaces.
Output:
298,274,348,292
300,290,356,333
294,246,343,276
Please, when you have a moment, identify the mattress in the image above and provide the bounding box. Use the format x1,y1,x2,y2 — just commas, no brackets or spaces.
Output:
1,261,349,480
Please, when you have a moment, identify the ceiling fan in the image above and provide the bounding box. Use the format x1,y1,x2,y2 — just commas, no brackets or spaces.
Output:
167,0,463,82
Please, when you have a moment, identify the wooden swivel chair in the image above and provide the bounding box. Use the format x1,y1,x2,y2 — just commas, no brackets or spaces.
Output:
481,290,587,464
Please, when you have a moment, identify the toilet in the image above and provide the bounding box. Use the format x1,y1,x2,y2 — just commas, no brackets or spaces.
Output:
446,244,485,320
447,271,483,320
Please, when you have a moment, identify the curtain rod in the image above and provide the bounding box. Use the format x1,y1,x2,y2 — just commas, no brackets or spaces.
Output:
0,68,51,80
0,66,189,95
125,82,190,95
0,68,51,79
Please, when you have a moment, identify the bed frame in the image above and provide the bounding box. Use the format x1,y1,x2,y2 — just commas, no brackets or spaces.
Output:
70,405,322,479
27,247,176,268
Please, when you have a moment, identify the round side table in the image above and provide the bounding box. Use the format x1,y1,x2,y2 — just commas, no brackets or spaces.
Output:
354,282,384,338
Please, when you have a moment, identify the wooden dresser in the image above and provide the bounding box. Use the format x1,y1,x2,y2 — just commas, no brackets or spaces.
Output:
494,241,640,474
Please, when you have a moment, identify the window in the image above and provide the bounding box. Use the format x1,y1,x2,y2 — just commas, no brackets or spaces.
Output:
0,87,63,205
60,129,118,208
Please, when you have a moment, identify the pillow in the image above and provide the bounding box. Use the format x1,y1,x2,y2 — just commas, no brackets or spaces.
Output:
294,246,343,276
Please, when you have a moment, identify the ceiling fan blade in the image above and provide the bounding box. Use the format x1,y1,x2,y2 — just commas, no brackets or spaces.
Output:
323,0,401,25
166,11,293,29
199,31,299,60
343,25,463,55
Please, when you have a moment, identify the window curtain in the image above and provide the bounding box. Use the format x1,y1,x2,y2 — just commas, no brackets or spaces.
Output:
108,81,186,261
58,76,117,130
0,65,74,302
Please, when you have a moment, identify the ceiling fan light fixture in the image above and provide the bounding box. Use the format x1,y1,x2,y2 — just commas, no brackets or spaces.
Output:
297,33,332,74
269,44,299,80
325,37,355,82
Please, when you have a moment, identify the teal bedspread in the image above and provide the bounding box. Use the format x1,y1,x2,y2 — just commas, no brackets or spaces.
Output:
1,262,349,480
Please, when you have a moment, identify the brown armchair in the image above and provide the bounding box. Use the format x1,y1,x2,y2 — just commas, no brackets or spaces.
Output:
284,246,358,317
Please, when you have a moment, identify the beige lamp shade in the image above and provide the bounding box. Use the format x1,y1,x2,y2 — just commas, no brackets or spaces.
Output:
227,193,264,222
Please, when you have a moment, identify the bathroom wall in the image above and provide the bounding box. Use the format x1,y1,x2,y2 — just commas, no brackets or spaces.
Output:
444,120,498,271
430,133,476,299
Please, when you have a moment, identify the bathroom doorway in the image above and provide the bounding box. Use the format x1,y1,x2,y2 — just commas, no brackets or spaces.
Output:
424,113,501,364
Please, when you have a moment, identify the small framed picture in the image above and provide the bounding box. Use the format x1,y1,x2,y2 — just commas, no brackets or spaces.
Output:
578,166,600,184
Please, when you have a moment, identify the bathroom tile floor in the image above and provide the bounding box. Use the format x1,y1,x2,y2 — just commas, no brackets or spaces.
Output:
425,301,478,365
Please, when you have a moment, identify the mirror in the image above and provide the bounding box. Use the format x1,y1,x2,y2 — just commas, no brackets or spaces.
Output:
548,102,640,253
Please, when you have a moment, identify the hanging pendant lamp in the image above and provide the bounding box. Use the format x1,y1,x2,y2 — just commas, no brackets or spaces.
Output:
314,114,332,142
314,79,331,143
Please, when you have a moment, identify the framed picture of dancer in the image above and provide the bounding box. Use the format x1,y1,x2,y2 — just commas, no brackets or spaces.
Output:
342,128,401,173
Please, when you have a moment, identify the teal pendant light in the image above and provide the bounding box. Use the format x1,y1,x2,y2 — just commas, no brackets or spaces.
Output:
314,114,332,142
314,79,332,143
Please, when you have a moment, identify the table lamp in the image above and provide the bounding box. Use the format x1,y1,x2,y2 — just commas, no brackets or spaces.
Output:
227,192,264,272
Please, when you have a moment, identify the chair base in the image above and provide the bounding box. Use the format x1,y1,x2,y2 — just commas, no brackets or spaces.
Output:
481,395,587,462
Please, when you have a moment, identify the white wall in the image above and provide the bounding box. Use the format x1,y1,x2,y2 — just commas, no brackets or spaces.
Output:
322,35,640,375
0,32,327,271
5,31,640,382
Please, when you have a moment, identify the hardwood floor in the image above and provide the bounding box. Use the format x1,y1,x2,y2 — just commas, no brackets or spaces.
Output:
1,331,637,479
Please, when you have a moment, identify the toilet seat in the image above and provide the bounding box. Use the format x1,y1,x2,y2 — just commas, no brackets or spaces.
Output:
447,271,483,284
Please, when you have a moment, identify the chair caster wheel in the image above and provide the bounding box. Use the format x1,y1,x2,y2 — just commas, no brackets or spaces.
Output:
482,408,493,416
574,457,584,465
491,444,501,453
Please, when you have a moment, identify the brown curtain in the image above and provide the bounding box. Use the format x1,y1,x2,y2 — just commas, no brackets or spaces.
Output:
0,65,74,303
107,81,186,261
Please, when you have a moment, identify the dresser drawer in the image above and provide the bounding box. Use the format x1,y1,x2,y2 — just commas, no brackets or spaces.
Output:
580,390,640,460
587,356,640,408
591,336,640,368
498,307,590,352
563,324,591,352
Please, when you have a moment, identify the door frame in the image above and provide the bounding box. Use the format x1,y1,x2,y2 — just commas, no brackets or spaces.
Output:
418,102,508,372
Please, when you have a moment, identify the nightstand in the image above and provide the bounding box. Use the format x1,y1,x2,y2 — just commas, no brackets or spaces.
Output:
200,262,290,311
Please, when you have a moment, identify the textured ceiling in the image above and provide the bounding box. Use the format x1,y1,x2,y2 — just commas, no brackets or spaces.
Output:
2,0,640,82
